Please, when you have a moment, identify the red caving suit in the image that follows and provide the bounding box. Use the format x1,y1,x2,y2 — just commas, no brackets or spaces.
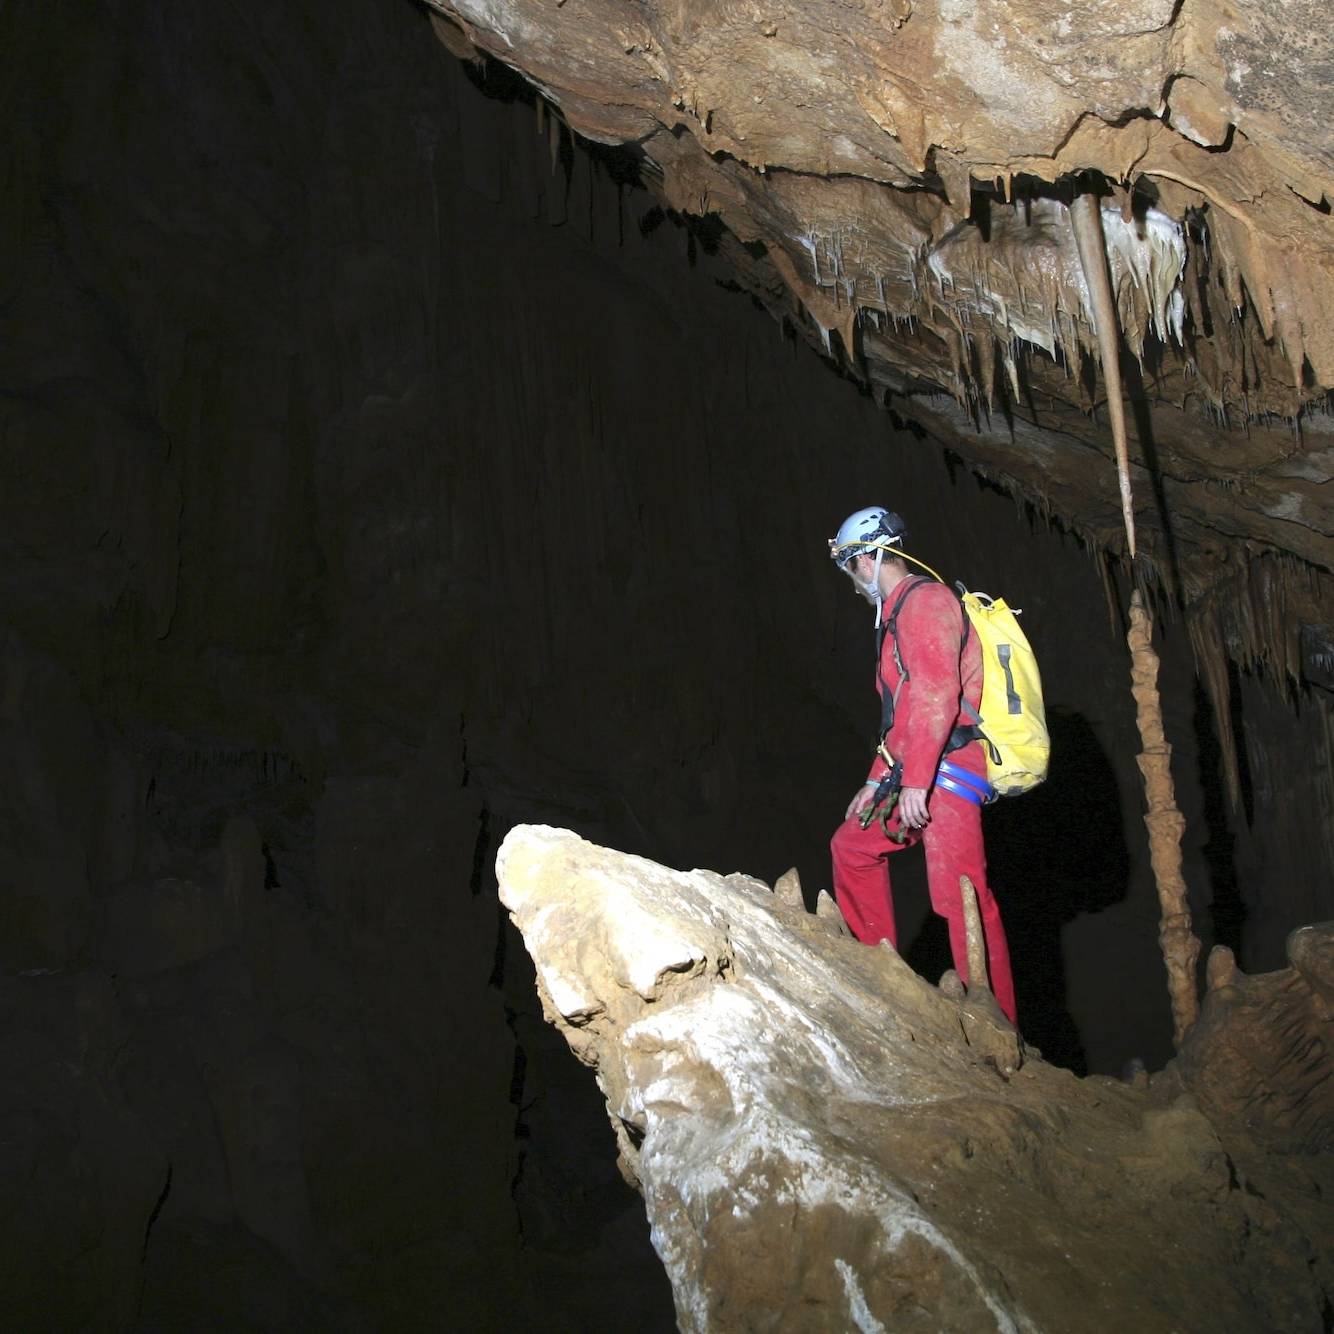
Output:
830,577,1017,1024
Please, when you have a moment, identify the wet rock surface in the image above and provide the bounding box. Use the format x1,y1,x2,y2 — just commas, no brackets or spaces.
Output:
499,824,1334,1332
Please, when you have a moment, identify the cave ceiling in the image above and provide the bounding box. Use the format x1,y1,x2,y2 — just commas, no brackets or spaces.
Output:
421,0,1334,679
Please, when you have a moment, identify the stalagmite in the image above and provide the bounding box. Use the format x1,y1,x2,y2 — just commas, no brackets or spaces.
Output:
1070,191,1203,1048
1127,594,1202,1044
1206,943,1239,992
958,873,991,998
815,889,850,934
773,865,804,910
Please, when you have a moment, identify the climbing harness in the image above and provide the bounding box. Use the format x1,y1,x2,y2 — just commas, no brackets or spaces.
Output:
859,751,995,840
935,757,996,806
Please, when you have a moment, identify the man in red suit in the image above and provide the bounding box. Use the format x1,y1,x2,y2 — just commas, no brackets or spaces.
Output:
828,506,1017,1025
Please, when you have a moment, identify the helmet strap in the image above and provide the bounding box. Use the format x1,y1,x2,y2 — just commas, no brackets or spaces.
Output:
871,546,886,627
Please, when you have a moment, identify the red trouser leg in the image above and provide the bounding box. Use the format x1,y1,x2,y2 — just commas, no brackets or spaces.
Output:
830,790,1017,1026
921,789,1017,1025
830,810,912,948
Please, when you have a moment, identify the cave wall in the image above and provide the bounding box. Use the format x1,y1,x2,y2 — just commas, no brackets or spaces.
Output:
3,0,1331,1325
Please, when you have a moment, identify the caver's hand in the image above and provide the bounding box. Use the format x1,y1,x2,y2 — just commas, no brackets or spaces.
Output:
897,786,930,830
845,786,876,821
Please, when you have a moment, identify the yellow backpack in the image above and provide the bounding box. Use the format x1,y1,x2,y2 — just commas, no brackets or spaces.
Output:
956,586,1049,796
880,568,1049,798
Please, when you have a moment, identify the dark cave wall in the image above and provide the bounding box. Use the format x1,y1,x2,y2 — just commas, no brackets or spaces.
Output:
3,0,1331,1326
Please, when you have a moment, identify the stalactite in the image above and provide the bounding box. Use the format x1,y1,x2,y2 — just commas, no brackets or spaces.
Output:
1187,610,1242,810
1097,550,1120,639
547,112,561,174
1071,189,1203,1049
1071,195,1137,556
1002,342,1020,400
978,335,996,410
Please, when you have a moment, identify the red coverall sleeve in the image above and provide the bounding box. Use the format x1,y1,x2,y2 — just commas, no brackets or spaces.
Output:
884,586,964,790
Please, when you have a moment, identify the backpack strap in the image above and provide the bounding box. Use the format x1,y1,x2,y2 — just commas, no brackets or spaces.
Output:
949,591,996,760
878,578,991,759
953,581,972,655
876,576,931,740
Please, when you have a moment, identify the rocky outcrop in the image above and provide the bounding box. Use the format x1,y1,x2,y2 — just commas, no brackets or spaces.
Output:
498,824,1334,1331
1173,931,1334,1152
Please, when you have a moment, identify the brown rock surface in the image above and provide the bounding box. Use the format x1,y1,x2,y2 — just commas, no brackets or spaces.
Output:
1175,927,1334,1151
498,823,1333,1331
424,0,1334,665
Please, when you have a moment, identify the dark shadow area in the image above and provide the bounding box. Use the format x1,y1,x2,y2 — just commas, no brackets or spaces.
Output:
489,880,677,1333
901,901,954,998
1191,677,1246,956
1230,660,1259,829
980,709,1130,1074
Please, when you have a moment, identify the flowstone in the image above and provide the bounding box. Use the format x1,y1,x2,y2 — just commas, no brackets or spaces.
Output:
497,824,1333,1333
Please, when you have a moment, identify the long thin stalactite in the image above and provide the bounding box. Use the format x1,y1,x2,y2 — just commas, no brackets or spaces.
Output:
1069,190,1202,1049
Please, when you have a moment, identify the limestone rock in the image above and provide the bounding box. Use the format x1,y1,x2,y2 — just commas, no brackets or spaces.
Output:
1174,922,1334,1152
773,865,804,910
498,824,1332,1331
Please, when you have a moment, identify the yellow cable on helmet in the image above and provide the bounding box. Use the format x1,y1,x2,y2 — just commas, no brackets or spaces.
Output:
833,540,945,585
898,550,946,583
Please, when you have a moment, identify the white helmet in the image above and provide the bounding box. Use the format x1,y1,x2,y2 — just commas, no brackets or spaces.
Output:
829,507,907,626
828,507,906,568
